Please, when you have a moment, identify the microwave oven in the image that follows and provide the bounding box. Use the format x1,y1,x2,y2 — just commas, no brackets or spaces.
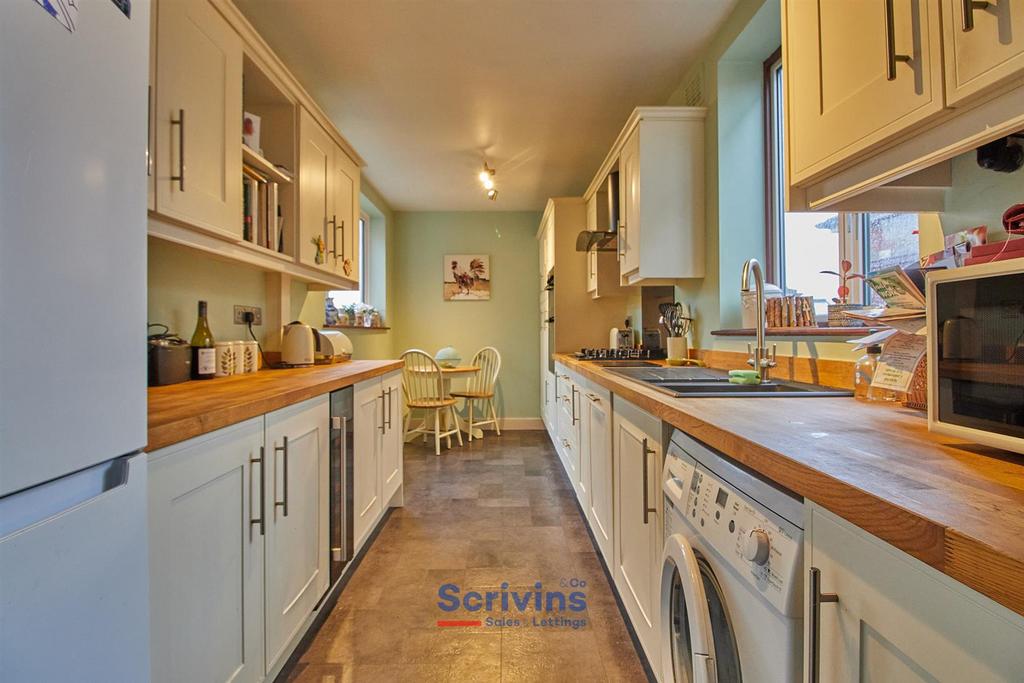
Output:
927,259,1024,453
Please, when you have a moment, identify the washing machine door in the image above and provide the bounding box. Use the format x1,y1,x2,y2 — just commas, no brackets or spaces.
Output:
660,533,743,683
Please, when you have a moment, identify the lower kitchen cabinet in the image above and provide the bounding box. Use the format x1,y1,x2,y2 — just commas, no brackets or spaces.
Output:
263,396,329,673
580,379,613,563
353,370,403,551
612,395,662,667
149,417,266,683
806,502,1024,682
554,364,581,482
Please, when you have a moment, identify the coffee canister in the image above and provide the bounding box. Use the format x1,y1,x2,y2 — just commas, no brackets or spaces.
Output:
244,341,259,372
231,341,246,374
214,341,235,377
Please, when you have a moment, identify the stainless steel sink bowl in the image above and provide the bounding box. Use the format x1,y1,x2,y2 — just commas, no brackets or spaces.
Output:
607,367,852,398
587,360,661,368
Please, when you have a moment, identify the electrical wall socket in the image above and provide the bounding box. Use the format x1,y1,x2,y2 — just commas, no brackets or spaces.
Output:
233,305,263,325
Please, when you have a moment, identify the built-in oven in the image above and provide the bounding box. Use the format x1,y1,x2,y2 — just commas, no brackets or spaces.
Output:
328,387,354,586
928,260,1024,454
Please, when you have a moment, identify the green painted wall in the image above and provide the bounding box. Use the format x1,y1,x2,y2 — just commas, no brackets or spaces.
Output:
392,211,542,419
148,237,273,345
941,149,1024,239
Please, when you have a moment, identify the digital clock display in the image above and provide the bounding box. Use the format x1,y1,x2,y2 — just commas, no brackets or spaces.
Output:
715,488,729,508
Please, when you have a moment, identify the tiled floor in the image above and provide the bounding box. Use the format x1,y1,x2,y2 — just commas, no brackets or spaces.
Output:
286,430,649,682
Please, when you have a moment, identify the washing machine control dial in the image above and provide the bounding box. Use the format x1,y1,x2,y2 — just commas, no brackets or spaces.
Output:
742,529,771,566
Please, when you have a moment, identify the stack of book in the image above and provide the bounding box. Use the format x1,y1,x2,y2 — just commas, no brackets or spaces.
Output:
242,165,286,253
766,295,816,327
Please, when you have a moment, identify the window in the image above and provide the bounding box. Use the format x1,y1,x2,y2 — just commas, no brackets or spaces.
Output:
329,211,368,307
764,53,920,314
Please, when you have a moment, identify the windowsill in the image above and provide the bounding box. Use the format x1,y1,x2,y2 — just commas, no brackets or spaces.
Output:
710,325,885,338
324,324,391,331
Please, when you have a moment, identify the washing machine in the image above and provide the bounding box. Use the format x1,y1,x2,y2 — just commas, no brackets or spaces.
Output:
659,429,804,683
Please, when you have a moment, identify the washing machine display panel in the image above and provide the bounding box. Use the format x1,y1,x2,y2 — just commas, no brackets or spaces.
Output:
683,467,801,615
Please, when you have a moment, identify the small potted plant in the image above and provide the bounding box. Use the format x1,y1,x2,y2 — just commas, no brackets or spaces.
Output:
821,260,869,327
338,303,355,327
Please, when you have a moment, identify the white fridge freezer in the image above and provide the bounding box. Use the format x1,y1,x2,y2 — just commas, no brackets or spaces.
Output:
0,0,151,680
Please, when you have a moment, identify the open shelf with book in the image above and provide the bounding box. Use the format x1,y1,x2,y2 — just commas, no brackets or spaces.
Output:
241,53,296,259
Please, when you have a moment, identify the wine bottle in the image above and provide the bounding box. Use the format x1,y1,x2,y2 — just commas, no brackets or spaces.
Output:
190,300,216,380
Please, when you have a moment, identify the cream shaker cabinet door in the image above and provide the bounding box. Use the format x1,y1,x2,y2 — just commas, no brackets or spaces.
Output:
298,108,334,271
807,503,1024,683
155,0,242,238
942,0,1024,105
148,418,265,683
353,378,384,550
784,0,943,183
331,148,361,283
264,396,329,674
584,384,614,564
618,130,641,277
612,397,661,665
381,371,404,505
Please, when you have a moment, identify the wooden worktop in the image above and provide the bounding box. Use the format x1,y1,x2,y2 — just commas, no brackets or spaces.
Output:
555,353,1024,618
148,360,402,452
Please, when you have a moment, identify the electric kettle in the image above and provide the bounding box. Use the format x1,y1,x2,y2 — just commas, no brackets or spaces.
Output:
281,321,317,366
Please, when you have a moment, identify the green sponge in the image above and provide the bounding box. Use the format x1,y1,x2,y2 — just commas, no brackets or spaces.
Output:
728,370,761,385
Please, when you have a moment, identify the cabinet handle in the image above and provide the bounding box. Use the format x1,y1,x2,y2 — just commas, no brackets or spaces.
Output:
379,390,387,434
586,392,601,402
961,0,991,31
250,446,265,536
641,438,657,525
807,567,840,683
385,387,393,431
570,386,579,425
883,0,912,81
170,108,185,191
146,86,153,177
274,436,289,517
617,222,626,261
329,216,345,262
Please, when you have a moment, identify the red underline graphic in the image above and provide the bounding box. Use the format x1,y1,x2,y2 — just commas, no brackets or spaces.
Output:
436,620,482,627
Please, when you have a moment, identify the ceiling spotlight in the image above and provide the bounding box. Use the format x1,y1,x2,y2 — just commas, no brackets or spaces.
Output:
487,188,498,201
479,162,498,201
483,178,495,190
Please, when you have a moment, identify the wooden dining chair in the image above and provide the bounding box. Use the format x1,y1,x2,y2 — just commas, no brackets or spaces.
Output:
450,346,501,442
400,349,462,455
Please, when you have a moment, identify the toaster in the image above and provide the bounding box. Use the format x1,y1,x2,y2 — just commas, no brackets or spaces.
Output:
316,330,353,362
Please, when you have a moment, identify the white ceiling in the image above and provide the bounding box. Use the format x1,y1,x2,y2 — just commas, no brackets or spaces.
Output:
235,1,739,212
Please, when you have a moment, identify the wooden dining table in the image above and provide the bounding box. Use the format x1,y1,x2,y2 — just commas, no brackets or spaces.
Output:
405,365,484,441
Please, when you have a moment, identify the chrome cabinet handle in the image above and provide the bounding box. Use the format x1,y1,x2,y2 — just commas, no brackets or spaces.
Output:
807,567,840,683
962,0,991,31
570,386,578,425
617,222,626,261
274,437,289,516
586,392,601,402
379,390,387,434
385,388,393,431
146,86,153,177
339,220,346,261
641,438,657,525
883,0,912,81
250,446,265,536
170,108,185,190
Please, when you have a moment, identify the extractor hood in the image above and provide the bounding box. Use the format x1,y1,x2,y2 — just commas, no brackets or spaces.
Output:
575,171,619,252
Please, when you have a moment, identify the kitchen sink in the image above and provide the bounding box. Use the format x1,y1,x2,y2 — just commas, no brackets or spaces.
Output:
587,360,661,367
607,366,852,398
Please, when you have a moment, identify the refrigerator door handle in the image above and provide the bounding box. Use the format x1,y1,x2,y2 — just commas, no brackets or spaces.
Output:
0,455,133,538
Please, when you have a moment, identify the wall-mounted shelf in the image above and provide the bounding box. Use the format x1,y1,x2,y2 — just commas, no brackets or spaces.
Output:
242,144,293,185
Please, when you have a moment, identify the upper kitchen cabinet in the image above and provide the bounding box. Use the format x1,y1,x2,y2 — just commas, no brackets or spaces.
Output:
585,187,625,299
298,107,360,286
154,0,243,239
783,0,1024,210
784,0,943,185
942,0,1024,105
584,107,706,287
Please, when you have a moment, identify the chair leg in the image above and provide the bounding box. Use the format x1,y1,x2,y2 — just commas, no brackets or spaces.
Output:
467,399,474,442
433,409,441,456
490,399,501,435
452,405,464,446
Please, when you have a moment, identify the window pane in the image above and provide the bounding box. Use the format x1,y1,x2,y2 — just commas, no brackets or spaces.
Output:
781,212,840,304
865,212,919,272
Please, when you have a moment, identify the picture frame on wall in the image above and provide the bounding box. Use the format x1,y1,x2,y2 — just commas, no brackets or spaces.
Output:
443,254,491,301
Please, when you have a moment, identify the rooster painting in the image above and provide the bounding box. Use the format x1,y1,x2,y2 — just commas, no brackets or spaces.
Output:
443,254,491,300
